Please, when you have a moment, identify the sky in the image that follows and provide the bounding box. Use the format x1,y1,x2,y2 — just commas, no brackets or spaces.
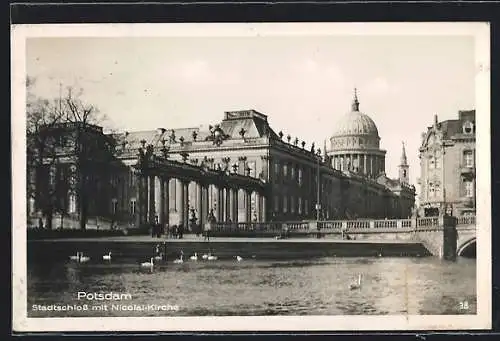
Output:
25,31,476,199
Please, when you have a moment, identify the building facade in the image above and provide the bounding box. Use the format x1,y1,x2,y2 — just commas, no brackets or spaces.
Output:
417,110,476,217
28,92,416,229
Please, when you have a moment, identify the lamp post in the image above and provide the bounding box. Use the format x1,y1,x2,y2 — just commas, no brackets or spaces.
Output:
442,140,447,216
315,148,321,222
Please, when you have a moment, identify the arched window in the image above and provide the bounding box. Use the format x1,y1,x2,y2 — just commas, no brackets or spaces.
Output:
463,121,474,134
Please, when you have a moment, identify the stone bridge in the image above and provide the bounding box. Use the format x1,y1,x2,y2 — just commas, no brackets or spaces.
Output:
211,215,476,259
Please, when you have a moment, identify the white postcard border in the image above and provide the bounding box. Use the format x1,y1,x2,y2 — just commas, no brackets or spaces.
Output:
11,22,492,332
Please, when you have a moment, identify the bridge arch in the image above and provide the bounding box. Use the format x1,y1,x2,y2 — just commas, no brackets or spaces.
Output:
457,237,476,258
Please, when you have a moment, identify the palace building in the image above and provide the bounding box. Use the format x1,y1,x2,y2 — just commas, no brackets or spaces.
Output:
417,110,476,217
27,91,416,229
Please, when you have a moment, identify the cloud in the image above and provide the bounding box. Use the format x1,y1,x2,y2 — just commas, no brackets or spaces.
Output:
168,59,239,86
363,77,400,96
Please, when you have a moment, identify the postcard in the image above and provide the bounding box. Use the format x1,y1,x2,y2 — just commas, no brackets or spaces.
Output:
11,22,491,332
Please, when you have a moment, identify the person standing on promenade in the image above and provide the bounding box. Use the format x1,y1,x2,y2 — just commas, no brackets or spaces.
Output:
205,209,216,241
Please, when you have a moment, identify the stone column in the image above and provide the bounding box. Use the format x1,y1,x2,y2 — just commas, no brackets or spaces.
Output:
202,184,209,227
176,179,182,213
148,174,155,223
225,187,231,222
196,182,203,227
245,190,252,223
138,174,147,226
257,193,263,222
178,179,185,229
158,176,165,225
363,154,367,175
232,188,239,223
217,186,224,222
182,180,189,230
261,195,267,222
163,177,169,228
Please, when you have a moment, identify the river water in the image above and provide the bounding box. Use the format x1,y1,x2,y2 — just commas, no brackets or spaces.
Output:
27,246,476,317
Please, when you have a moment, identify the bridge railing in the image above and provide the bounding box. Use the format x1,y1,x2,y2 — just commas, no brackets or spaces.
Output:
457,216,476,226
209,215,475,235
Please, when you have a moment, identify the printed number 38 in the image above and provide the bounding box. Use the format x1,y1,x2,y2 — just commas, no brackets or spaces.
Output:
459,301,469,310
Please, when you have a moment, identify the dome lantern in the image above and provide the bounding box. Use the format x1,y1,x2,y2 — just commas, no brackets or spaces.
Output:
351,87,360,112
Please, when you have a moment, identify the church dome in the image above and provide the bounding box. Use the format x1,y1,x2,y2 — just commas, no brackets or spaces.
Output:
332,90,379,138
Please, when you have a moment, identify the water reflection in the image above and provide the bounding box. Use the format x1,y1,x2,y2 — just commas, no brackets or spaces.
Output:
27,251,476,317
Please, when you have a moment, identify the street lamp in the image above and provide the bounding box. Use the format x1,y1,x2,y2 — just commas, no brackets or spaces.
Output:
441,140,448,216
315,147,321,222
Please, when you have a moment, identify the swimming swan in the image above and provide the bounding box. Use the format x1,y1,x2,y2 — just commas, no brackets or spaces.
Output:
69,252,80,261
207,254,218,261
190,253,198,261
236,256,243,262
173,251,184,264
102,252,112,261
78,253,90,263
349,274,362,290
141,257,154,268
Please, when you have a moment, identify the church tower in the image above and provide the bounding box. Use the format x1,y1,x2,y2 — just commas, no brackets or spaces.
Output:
399,141,410,184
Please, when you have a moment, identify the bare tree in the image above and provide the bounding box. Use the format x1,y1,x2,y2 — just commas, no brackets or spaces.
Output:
27,77,114,230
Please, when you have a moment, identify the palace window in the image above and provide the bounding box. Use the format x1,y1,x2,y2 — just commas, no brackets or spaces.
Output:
283,164,288,178
111,199,118,214
68,193,76,214
248,161,256,177
290,196,295,213
283,195,288,213
298,168,303,186
435,184,441,197
129,199,136,215
130,169,136,186
435,156,441,169
429,157,435,169
274,161,280,178
464,180,474,197
428,183,435,197
291,166,295,180
274,195,279,212
298,197,302,214
464,150,474,167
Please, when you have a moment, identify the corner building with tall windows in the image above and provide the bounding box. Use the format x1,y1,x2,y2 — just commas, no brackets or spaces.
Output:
417,110,476,217
28,92,416,229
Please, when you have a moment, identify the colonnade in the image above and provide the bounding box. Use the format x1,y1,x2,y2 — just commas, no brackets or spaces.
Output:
331,153,385,177
136,173,267,229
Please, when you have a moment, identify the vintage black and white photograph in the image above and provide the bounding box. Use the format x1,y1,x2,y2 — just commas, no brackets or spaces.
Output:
12,23,491,331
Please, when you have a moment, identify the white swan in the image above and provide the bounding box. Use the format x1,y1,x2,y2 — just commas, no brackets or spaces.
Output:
141,257,154,268
69,252,80,261
207,254,218,261
202,254,209,260
154,254,163,261
78,253,90,263
173,251,184,264
102,252,112,261
349,274,362,290
236,256,243,262
190,253,198,261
